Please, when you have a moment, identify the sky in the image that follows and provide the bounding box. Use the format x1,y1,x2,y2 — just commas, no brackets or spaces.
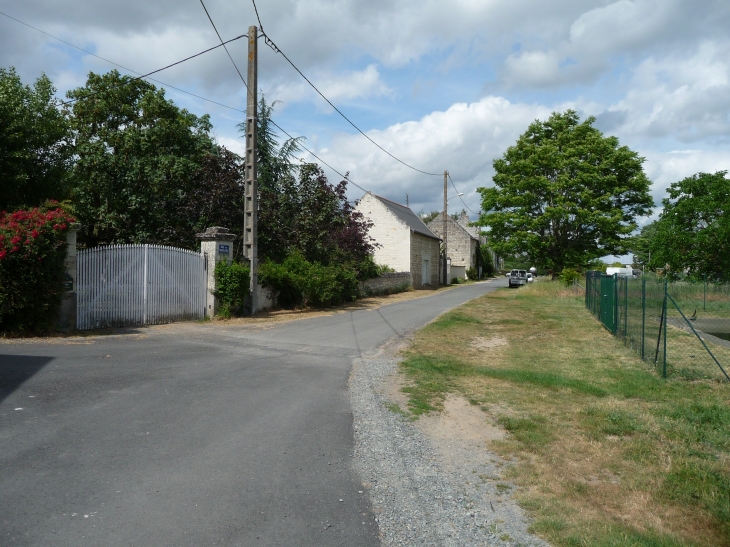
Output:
1,0,729,230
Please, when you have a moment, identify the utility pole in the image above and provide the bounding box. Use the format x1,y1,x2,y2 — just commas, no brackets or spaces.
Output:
244,25,258,314
443,170,448,285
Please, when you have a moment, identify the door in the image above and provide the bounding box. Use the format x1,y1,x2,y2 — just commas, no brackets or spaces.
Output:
600,274,617,333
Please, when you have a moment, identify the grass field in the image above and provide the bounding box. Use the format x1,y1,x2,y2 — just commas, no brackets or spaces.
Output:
398,281,730,547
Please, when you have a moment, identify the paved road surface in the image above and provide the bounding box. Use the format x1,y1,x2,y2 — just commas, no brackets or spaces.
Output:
1,278,508,546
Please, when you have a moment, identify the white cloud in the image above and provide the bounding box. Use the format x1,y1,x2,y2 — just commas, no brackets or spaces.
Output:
269,64,392,109
501,0,725,88
308,96,551,213
644,149,730,205
611,41,730,142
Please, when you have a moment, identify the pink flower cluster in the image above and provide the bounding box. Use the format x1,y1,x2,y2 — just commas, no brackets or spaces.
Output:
0,202,75,261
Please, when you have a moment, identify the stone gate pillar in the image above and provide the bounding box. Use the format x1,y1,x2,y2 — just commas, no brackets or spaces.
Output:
196,226,236,317
57,224,80,330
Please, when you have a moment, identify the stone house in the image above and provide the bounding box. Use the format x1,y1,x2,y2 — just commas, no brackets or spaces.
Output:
426,212,482,280
354,192,441,288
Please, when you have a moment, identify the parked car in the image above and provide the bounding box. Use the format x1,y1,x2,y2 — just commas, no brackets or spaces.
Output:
605,267,636,278
508,269,528,288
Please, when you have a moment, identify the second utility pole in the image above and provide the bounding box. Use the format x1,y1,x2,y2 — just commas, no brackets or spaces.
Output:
443,170,448,285
244,25,258,314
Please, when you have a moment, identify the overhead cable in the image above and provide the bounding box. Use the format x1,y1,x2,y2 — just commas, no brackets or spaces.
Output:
3,9,362,192
197,0,249,90
60,33,247,106
269,118,368,193
448,172,479,216
250,0,441,177
197,1,368,194
0,10,251,114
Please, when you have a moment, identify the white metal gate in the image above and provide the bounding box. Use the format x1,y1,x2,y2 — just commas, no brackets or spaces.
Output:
76,244,206,330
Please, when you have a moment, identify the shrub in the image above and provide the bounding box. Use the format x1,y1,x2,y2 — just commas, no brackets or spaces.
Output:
259,252,360,308
0,203,75,333
451,277,461,284
351,256,395,280
213,260,250,318
466,266,478,280
478,247,496,277
558,267,582,286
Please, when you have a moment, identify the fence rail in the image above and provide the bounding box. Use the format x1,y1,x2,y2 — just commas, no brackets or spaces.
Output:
585,272,730,382
77,244,206,330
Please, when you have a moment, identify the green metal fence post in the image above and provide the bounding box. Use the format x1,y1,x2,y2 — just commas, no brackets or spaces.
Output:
704,273,707,311
641,277,646,360
663,278,668,378
624,277,628,341
611,274,618,336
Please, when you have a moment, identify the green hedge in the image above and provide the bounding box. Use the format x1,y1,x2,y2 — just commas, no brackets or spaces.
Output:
0,203,75,333
213,260,250,318
258,252,360,308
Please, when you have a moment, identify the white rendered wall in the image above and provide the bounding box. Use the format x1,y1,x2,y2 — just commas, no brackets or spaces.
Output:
355,193,411,273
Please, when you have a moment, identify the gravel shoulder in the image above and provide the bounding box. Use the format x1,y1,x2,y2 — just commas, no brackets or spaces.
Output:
349,339,550,547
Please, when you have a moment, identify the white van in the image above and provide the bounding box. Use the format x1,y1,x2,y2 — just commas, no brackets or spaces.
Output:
605,267,634,278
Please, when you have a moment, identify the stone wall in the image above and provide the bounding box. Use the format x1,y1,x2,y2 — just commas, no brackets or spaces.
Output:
427,213,478,268
359,272,412,295
410,232,440,288
354,193,410,272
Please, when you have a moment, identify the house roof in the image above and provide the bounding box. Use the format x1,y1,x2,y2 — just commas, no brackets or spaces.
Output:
457,216,481,240
428,211,480,241
369,193,441,241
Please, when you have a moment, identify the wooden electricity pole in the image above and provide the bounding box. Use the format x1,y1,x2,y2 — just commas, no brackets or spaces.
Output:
443,170,448,285
244,25,258,314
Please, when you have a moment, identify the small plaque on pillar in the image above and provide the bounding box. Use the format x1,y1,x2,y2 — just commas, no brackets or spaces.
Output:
219,244,230,255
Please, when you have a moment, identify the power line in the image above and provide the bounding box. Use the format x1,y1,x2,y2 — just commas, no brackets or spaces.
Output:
250,0,442,177
197,0,249,91
448,172,479,216
0,10,250,114
197,2,369,194
2,8,369,194
268,117,368,193
251,0,265,33
60,33,247,106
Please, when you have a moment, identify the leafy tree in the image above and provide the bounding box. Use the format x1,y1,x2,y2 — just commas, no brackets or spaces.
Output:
247,99,374,267
0,67,71,210
419,211,440,224
67,71,215,247
162,146,246,251
242,98,304,260
650,171,730,280
477,110,653,277
258,162,374,266
627,221,659,270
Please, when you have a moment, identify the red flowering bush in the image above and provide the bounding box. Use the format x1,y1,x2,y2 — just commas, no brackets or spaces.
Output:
0,202,75,332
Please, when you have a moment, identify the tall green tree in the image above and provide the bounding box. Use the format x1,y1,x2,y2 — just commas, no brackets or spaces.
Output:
0,67,71,210
627,220,659,270
243,98,374,265
162,146,246,252
477,110,653,276
650,171,730,280
67,71,215,247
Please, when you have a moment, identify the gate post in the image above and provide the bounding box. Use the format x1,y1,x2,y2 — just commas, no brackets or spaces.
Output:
196,227,235,317
57,224,80,330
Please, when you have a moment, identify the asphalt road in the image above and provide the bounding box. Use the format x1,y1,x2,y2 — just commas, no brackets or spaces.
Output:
1,278,508,547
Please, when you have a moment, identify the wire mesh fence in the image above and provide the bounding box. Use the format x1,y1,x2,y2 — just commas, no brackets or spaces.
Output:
585,272,729,382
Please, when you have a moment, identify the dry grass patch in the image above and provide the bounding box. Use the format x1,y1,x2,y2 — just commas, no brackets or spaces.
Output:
399,281,730,547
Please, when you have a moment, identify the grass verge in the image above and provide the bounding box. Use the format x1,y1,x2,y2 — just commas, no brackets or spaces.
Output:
398,281,730,547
